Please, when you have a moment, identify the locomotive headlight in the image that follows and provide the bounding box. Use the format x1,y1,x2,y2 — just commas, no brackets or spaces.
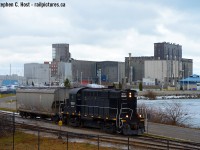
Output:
129,92,132,98
139,114,142,118
126,115,129,118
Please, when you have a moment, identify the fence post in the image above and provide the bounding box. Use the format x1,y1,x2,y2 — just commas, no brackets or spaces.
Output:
12,112,15,150
167,140,169,150
128,137,129,150
98,135,100,150
66,132,68,150
38,130,40,150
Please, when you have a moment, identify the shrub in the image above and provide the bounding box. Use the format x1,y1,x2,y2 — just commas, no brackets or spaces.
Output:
64,78,71,88
139,82,143,91
138,102,191,127
144,91,156,100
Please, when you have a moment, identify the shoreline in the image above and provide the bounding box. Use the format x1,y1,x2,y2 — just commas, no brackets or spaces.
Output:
138,90,200,100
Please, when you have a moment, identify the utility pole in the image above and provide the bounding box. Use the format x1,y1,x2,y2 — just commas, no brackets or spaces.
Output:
76,70,78,83
99,69,101,85
128,53,132,84
81,72,82,84
182,70,184,90
187,70,190,90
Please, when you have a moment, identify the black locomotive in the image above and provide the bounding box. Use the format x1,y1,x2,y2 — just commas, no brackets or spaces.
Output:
63,87,145,135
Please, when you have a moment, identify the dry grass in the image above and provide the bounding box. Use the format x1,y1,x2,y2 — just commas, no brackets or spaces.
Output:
0,93,15,98
0,107,16,112
0,131,119,150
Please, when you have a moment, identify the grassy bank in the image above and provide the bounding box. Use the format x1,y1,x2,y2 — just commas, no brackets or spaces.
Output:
0,93,15,98
0,107,16,112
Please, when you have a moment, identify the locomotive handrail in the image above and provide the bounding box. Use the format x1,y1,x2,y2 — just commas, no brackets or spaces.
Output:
118,107,133,128
76,104,119,127
118,102,134,128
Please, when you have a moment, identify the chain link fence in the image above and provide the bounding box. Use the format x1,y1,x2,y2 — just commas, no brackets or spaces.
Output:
1,113,200,150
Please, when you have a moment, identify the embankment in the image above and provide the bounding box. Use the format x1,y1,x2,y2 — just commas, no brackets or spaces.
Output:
138,90,200,98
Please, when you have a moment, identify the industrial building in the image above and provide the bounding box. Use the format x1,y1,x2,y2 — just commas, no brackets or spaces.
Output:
125,42,193,88
96,61,125,84
50,43,72,84
180,74,200,90
23,42,193,88
24,43,125,86
70,60,125,84
71,59,96,84
24,63,50,86
24,61,72,86
144,60,180,86
154,42,182,60
125,55,154,83
49,61,72,84
52,43,71,62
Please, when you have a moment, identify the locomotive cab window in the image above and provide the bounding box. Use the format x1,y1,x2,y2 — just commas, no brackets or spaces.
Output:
69,94,76,106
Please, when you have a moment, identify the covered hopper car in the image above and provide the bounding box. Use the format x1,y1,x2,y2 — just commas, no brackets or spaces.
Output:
17,87,69,121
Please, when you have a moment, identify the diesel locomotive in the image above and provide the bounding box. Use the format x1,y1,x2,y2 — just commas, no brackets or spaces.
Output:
63,87,145,135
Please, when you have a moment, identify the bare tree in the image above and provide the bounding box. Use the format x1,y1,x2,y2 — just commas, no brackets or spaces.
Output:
161,102,191,126
138,101,192,127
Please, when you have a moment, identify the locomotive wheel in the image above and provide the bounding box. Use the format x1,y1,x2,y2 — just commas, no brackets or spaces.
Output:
122,124,131,135
69,116,81,127
62,115,69,125
102,124,116,133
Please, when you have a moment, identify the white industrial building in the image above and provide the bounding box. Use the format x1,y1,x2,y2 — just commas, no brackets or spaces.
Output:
24,62,72,86
144,60,182,86
24,63,50,86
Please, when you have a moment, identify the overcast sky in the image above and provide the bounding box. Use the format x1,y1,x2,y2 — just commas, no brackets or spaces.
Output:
1,0,200,76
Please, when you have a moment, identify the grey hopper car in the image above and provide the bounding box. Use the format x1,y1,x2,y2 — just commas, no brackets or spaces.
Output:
16,87,69,121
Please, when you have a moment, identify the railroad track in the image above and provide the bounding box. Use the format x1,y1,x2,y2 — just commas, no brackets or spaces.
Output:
1,111,200,150
13,122,200,150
